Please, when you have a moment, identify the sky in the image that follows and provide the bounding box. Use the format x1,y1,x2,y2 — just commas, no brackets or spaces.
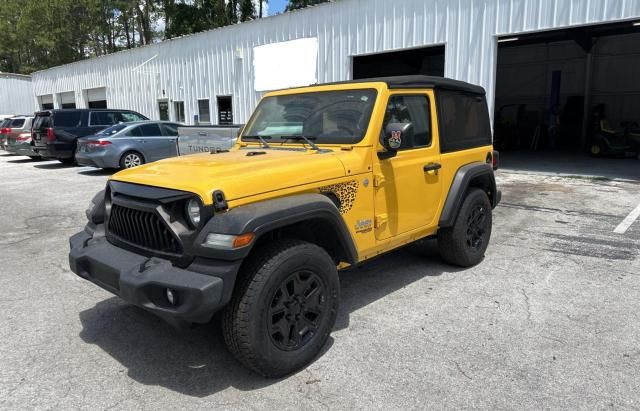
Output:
269,0,288,15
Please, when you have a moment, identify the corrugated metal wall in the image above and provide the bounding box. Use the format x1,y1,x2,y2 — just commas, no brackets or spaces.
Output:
0,74,36,115
31,0,640,124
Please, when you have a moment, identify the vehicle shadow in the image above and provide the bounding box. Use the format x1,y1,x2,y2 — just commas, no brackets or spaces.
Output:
77,168,116,176
78,240,459,397
33,162,75,169
7,157,44,164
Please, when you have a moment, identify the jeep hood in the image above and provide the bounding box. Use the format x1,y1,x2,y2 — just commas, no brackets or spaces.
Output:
111,148,347,204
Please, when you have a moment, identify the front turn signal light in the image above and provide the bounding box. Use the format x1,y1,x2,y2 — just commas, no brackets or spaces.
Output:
203,233,255,249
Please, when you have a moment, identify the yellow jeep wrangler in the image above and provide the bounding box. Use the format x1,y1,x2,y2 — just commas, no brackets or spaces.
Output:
70,76,501,377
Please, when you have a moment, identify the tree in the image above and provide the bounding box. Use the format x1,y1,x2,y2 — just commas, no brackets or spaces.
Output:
239,0,255,21
286,0,329,11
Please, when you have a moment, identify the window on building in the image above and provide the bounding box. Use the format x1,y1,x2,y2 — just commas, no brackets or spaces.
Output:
197,99,211,124
174,101,185,123
217,96,233,125
88,100,107,109
382,95,432,149
41,103,54,110
61,103,76,109
158,101,169,121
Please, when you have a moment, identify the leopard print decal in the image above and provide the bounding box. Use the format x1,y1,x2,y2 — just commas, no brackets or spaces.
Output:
319,180,359,214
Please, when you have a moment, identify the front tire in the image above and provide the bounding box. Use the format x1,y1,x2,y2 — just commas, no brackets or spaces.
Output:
222,239,339,378
437,188,493,267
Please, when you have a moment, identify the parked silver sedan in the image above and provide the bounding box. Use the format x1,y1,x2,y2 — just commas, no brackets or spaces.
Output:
76,121,182,169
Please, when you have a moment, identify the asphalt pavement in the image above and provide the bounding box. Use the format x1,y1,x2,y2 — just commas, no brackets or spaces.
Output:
1,153,639,410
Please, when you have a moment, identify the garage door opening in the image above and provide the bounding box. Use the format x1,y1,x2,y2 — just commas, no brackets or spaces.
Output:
85,87,108,109
494,21,640,173
352,45,445,79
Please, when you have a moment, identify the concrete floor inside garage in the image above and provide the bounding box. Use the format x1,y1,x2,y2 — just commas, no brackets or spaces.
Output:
1,152,639,409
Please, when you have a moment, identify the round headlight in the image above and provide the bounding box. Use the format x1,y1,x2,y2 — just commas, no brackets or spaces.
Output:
186,197,202,228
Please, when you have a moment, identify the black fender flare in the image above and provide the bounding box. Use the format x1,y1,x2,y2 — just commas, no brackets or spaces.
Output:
192,193,358,264
439,162,499,228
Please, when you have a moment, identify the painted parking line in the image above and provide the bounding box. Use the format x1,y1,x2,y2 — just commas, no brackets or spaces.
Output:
614,202,640,234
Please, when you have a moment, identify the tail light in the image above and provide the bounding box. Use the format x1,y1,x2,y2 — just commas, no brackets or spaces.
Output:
46,127,55,142
85,140,112,149
492,150,499,170
0,128,11,134
16,133,32,142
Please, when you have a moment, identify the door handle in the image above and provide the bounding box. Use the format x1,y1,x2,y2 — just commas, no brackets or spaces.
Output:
424,163,442,174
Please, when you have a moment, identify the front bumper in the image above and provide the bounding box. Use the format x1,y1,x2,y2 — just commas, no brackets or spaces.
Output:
69,228,241,326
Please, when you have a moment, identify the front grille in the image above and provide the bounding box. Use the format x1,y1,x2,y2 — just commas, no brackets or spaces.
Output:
107,204,182,255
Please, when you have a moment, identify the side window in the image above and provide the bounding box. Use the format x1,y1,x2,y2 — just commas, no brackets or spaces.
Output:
90,111,119,126
121,112,146,122
53,111,82,128
126,126,143,137
162,123,179,136
139,123,162,137
383,95,431,149
10,119,26,128
438,92,492,153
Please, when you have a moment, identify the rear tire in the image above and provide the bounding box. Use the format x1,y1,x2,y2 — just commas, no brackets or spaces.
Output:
437,188,493,267
119,151,144,169
222,239,339,378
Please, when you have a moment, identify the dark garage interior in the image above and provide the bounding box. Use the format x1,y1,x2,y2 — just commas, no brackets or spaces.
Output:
352,45,445,79
493,21,640,165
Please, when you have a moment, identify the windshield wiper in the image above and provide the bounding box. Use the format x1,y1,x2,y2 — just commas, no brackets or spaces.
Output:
284,135,321,151
243,135,271,148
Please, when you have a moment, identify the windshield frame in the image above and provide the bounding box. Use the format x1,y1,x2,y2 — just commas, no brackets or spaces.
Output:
241,88,379,146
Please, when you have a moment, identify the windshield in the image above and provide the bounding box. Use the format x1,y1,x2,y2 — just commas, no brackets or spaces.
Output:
97,123,128,136
242,89,377,144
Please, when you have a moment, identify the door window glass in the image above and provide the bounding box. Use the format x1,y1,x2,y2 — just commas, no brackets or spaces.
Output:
383,95,431,149
139,123,162,137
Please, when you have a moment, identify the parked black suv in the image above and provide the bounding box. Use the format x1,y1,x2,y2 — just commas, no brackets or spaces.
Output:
32,109,148,163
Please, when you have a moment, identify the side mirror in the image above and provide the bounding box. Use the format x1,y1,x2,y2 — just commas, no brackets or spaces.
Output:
379,122,413,159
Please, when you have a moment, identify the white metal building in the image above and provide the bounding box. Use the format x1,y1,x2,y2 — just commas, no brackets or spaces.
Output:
0,73,36,115
31,0,640,153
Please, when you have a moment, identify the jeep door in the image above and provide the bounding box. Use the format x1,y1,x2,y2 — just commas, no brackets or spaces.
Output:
373,91,442,241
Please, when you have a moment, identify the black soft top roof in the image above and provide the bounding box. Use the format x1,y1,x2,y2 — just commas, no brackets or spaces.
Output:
328,75,486,95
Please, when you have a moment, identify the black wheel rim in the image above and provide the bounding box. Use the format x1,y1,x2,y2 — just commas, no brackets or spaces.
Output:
466,203,487,250
268,270,327,351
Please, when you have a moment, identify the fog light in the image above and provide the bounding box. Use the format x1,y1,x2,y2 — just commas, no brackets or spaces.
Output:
165,288,177,305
